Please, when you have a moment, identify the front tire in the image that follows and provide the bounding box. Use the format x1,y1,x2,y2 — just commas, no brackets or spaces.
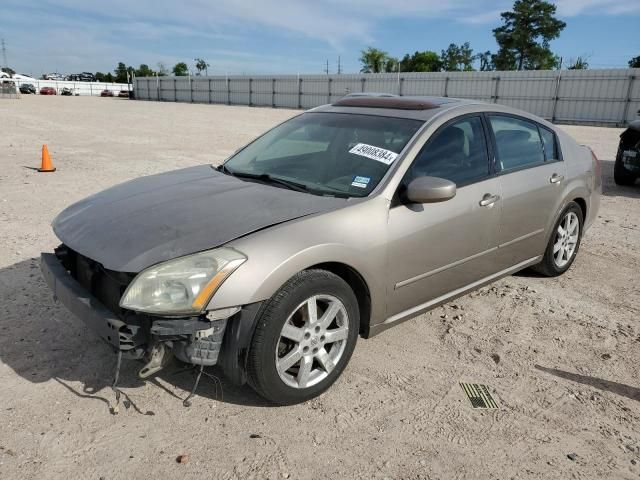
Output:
247,269,359,405
533,202,583,277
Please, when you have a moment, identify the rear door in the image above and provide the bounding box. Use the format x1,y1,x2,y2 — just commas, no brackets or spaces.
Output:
487,114,567,269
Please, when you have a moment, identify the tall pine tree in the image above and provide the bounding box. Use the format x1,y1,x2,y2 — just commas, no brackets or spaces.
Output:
492,0,565,70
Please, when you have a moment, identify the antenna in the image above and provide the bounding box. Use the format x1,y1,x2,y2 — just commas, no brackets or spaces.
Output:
324,59,329,75
337,56,342,74
1,38,8,70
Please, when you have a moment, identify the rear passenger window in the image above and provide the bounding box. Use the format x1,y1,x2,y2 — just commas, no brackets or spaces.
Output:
539,127,559,162
406,116,490,186
489,116,545,172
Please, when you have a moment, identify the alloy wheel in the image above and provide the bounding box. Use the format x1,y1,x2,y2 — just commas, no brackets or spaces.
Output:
275,294,349,389
553,211,580,268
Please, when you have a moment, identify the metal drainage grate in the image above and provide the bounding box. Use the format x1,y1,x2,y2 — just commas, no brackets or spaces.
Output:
460,383,498,409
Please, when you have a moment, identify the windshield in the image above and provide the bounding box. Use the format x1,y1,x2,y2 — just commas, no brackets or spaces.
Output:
222,112,423,197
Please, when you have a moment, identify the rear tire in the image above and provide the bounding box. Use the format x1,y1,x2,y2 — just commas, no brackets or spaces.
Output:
247,269,359,405
614,149,637,186
533,202,583,277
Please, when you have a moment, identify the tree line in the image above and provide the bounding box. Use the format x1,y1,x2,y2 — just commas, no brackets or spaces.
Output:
93,58,211,82
360,0,618,73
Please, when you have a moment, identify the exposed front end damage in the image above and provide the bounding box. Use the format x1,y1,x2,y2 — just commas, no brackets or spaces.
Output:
40,246,261,385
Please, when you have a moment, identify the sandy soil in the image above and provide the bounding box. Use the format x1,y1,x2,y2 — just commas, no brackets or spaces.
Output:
1,96,639,480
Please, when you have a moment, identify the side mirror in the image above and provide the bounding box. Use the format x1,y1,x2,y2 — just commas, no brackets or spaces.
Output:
405,176,456,204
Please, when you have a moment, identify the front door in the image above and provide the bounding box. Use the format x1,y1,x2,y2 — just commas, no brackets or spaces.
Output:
387,115,502,319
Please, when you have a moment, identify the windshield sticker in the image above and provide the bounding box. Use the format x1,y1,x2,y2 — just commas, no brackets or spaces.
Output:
349,143,398,165
351,176,371,188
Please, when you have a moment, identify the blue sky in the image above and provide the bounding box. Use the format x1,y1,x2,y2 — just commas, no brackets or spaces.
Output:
2,0,639,77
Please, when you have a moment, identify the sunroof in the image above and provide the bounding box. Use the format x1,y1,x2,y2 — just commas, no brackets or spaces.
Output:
332,96,444,110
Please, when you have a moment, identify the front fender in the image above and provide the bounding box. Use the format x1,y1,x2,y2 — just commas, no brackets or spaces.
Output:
206,197,390,325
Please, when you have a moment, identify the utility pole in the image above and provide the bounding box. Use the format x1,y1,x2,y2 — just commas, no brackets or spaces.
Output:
324,59,329,75
1,38,8,70
337,56,342,74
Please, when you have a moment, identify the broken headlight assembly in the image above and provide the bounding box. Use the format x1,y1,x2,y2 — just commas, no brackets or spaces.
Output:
119,248,246,315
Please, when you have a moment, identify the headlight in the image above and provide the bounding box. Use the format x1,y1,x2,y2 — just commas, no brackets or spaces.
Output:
119,248,246,315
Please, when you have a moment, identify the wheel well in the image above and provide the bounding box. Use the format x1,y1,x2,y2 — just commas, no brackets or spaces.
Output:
308,262,372,338
573,197,587,222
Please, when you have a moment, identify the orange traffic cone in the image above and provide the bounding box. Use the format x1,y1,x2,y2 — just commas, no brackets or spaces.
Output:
39,144,56,172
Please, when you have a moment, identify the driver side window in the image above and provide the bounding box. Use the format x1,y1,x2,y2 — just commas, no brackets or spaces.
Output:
406,116,490,187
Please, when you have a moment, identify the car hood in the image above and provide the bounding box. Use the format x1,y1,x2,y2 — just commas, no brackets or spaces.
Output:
53,165,347,272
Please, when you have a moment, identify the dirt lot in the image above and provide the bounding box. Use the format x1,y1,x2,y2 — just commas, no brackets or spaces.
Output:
1,96,639,480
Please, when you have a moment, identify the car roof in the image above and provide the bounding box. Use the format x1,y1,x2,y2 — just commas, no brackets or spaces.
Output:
311,95,486,121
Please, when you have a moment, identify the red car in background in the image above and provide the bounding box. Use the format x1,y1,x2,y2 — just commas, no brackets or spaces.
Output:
40,87,57,95
100,89,114,97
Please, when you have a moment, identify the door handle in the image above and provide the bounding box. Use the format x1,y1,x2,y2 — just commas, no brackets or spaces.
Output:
479,193,500,207
550,173,564,184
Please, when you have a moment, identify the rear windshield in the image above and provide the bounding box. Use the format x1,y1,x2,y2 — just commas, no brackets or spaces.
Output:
223,112,423,197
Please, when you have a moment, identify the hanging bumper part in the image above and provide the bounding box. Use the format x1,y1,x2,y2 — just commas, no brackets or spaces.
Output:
41,251,264,389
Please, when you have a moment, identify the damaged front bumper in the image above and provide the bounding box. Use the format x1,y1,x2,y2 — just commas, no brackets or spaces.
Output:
41,253,141,352
40,252,261,383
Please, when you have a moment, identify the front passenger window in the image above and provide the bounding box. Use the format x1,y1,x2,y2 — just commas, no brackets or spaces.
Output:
406,116,490,187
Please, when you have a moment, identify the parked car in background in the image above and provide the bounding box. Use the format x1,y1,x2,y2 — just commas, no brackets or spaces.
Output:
41,96,601,405
81,72,97,82
43,73,65,81
13,74,38,83
614,120,640,185
100,89,114,97
19,83,36,94
60,87,75,96
39,86,57,95
67,72,97,82
118,90,129,98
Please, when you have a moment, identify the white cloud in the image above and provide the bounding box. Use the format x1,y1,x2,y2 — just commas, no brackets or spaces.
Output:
43,0,374,47
2,0,638,75
13,0,506,47
555,0,640,16
458,10,506,25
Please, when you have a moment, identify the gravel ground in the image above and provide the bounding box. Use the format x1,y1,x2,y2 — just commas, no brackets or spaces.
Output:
1,96,639,480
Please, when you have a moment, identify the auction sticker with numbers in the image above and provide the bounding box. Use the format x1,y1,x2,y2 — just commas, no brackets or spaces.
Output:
348,143,398,165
